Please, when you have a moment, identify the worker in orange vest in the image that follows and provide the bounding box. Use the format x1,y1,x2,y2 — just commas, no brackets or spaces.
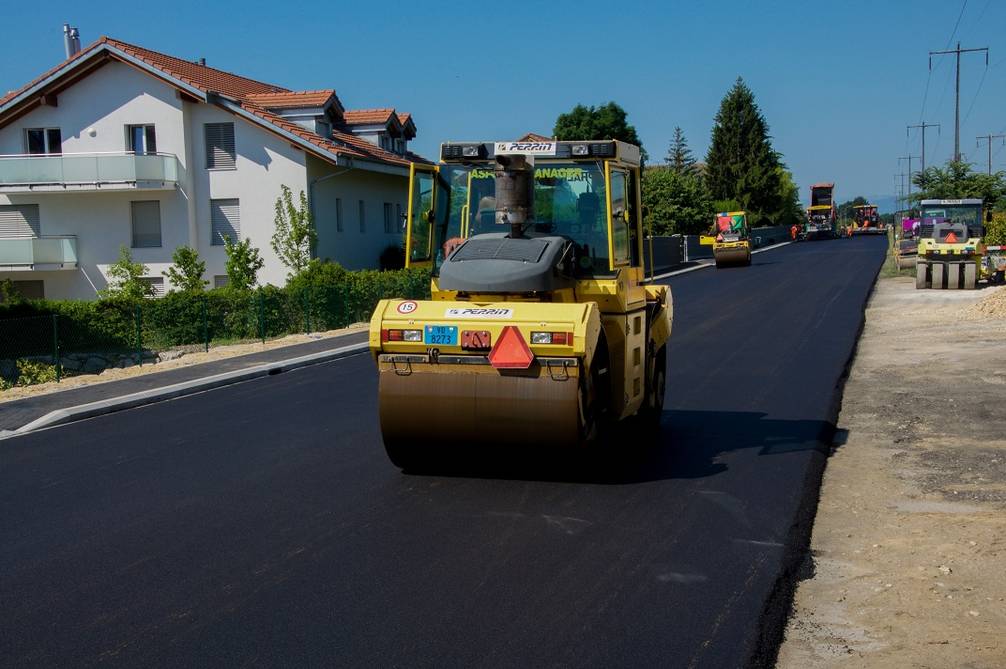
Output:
790,224,799,241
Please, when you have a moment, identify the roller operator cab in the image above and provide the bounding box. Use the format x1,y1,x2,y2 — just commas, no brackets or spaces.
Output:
851,204,884,236
369,139,672,469
915,198,992,290
805,183,838,240
701,211,751,267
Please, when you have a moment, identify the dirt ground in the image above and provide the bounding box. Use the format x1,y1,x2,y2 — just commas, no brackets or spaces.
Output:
777,277,1006,668
0,323,368,403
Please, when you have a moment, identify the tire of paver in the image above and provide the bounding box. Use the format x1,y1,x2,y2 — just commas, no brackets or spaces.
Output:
916,263,929,289
947,263,961,290
932,262,945,289
964,262,977,289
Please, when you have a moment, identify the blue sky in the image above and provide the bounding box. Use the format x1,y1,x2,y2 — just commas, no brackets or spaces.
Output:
3,0,1005,210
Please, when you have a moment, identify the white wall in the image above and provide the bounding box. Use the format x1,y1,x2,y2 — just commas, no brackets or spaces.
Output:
186,104,308,288
309,156,408,270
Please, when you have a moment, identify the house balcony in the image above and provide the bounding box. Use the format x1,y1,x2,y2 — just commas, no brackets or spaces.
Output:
0,236,77,271
0,152,180,193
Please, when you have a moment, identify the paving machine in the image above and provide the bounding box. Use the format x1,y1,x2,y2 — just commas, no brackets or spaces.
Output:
701,211,751,267
851,203,884,235
915,198,992,290
369,139,672,468
805,182,837,240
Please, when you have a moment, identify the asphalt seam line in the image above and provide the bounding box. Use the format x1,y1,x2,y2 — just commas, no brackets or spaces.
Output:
2,342,369,440
648,241,793,281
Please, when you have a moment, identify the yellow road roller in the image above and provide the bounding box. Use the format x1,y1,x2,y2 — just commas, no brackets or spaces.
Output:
701,211,751,267
369,139,672,468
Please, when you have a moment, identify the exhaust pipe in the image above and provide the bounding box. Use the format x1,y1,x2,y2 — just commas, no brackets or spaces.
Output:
494,155,534,238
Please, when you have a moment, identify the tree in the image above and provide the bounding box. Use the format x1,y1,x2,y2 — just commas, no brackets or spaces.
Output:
553,102,646,160
666,126,696,175
271,185,316,277
705,78,785,227
162,246,207,292
642,166,714,236
224,237,265,291
910,160,1006,206
99,245,154,300
773,165,806,228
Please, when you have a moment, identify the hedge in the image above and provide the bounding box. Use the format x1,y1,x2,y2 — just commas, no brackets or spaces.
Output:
0,264,431,361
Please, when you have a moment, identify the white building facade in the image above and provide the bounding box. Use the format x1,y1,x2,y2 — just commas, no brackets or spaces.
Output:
0,37,425,300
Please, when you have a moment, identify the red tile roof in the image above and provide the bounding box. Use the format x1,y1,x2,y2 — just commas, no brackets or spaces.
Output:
397,112,413,126
103,37,286,98
343,108,396,125
245,90,338,109
519,132,553,142
0,37,428,168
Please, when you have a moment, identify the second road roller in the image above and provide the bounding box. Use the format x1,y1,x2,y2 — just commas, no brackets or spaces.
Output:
369,139,672,469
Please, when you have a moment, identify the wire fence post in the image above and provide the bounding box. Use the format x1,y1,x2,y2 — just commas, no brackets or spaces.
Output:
51,314,61,383
303,287,312,334
134,304,143,367
258,289,265,344
202,297,209,353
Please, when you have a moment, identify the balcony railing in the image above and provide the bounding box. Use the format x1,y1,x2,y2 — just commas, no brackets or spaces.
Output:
0,152,180,192
0,236,78,270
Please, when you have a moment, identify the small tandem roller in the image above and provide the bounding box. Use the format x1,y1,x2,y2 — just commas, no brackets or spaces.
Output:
369,139,672,469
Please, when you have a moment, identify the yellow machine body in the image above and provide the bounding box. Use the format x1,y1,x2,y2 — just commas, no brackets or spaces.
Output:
368,140,673,465
915,199,988,290
709,211,752,267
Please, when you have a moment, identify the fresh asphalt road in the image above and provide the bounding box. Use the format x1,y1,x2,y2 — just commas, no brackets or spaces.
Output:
1,237,887,668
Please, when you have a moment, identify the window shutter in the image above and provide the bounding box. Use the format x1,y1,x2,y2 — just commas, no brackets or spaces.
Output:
211,199,240,245
0,205,41,238
130,201,162,248
205,123,236,169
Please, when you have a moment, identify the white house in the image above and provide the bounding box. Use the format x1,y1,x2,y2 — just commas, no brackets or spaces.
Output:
0,36,427,300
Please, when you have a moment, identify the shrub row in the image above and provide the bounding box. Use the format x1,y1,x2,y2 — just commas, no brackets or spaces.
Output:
0,264,431,360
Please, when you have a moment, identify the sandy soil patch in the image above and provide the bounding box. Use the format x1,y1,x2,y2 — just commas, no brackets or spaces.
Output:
777,277,1006,668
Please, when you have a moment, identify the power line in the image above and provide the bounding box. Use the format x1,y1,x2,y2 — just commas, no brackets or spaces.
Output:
908,122,941,170
960,65,988,128
944,0,968,49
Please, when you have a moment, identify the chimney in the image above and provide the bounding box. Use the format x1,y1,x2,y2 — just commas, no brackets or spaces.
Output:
63,24,81,58
198,57,206,66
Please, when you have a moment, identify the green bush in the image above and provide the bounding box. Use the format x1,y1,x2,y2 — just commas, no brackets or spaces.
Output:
0,265,432,357
986,211,1006,246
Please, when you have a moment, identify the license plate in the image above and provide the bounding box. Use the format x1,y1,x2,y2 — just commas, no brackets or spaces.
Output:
424,325,458,346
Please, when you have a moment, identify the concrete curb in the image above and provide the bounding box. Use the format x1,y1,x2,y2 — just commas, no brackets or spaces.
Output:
3,341,370,439
648,240,793,281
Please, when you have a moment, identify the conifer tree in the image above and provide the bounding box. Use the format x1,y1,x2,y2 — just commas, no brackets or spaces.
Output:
705,78,784,226
666,126,696,175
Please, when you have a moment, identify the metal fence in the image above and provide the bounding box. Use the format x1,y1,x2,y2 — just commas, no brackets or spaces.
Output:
0,279,427,389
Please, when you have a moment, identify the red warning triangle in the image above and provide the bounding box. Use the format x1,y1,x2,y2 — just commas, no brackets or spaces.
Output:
488,326,534,369
945,231,958,243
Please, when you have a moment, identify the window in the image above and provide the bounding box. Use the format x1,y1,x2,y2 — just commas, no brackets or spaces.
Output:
127,124,157,155
130,201,162,248
205,122,236,169
609,169,631,266
336,198,343,232
213,275,229,289
139,277,165,298
25,128,61,155
0,280,44,302
0,204,41,238
384,202,395,233
210,199,240,245
358,200,366,233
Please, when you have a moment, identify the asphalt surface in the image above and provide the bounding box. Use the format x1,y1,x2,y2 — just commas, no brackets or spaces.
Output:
0,237,887,668
0,331,369,432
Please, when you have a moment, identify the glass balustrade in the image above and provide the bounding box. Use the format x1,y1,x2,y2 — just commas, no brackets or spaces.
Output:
0,153,179,189
0,236,77,268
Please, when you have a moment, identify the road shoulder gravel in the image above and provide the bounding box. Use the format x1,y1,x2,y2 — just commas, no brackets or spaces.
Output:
777,278,1006,668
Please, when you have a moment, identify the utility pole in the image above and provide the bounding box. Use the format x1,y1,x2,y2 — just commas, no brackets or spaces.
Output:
907,122,940,170
898,155,919,199
976,134,1006,174
929,42,989,161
